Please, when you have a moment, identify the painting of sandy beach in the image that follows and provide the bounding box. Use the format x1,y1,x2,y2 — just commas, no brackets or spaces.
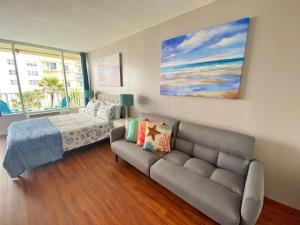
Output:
160,18,250,99
96,53,122,87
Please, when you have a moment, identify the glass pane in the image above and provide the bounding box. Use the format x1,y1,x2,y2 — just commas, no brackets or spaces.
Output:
63,52,84,107
15,45,66,112
0,43,23,115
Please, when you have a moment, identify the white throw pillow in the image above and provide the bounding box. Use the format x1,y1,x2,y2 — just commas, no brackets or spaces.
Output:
99,101,121,119
85,99,101,116
96,105,115,121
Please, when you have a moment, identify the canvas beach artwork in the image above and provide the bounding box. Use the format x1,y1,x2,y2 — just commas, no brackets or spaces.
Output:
96,53,122,87
160,18,250,99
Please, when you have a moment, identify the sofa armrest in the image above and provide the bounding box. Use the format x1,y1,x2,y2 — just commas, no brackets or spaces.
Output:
110,126,125,143
241,160,264,225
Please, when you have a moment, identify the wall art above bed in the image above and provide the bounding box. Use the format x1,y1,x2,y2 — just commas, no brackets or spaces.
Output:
96,52,122,87
160,17,250,99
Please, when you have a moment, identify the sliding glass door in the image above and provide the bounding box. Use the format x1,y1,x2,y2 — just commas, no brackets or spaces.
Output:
15,45,67,112
0,43,23,114
63,52,85,108
0,41,84,115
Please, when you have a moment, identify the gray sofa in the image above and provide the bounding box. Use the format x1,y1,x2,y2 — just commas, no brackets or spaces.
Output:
110,113,264,225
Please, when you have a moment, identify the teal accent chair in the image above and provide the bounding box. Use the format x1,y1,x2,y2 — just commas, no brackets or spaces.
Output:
0,100,11,114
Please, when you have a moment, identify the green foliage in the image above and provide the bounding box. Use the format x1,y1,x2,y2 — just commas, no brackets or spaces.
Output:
11,94,22,111
11,90,43,111
69,88,82,107
39,76,64,108
9,77,83,111
23,90,43,110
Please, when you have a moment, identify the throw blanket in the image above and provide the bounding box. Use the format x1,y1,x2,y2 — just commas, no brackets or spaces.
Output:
3,117,63,178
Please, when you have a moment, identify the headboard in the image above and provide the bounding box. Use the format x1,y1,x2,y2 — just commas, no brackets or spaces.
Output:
96,93,120,104
96,92,126,118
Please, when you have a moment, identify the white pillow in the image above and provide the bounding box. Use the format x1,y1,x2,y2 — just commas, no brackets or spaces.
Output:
85,99,101,116
96,104,115,121
99,101,121,119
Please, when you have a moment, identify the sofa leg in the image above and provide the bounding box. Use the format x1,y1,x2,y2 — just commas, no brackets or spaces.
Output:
115,154,118,162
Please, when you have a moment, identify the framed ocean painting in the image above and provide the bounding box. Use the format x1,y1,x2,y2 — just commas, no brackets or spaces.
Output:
96,53,122,87
160,17,250,99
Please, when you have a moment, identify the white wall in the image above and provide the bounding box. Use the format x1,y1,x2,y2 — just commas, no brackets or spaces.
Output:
88,0,300,209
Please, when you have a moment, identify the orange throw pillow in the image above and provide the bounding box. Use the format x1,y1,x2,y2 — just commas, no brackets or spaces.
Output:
136,120,147,146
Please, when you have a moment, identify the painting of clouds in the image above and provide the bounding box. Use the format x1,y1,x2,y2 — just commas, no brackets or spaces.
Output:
96,53,122,87
160,18,250,99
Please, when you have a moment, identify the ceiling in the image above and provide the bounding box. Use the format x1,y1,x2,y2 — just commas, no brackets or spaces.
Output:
0,0,216,52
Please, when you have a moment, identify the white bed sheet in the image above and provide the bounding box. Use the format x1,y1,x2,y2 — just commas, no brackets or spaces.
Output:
49,112,112,151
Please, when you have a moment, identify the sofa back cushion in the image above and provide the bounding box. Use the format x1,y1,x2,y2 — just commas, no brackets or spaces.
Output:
139,113,180,148
175,121,255,176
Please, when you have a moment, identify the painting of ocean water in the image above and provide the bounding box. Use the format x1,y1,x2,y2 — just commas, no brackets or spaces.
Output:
160,18,250,99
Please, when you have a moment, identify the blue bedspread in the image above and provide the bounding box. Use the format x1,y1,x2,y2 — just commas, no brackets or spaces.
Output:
3,117,63,178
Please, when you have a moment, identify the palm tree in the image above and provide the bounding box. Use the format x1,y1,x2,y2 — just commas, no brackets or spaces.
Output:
11,90,43,111
39,76,64,108
69,88,82,107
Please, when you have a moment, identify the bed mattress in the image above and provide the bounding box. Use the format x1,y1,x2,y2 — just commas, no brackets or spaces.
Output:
49,112,112,151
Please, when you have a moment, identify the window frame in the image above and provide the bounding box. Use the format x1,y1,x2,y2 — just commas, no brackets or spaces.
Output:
0,41,85,115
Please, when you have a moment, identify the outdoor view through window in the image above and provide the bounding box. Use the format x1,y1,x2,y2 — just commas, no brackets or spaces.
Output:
0,42,84,115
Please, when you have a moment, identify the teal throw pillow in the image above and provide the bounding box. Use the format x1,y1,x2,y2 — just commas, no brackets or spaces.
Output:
126,118,138,142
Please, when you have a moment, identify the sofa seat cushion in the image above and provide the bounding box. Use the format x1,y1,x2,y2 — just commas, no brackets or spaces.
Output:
150,159,242,225
163,150,190,166
210,168,245,195
183,158,215,178
111,139,166,175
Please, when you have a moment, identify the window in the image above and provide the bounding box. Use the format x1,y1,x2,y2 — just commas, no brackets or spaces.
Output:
26,62,37,67
0,42,84,114
9,69,16,75
10,80,17,85
15,45,66,112
48,62,57,70
0,43,23,114
64,65,70,72
28,70,38,76
7,59,14,65
29,80,39,85
63,52,84,108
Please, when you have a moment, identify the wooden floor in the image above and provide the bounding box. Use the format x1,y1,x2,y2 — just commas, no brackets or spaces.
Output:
0,136,300,225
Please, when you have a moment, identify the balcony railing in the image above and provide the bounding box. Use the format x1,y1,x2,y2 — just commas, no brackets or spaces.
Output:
0,91,84,115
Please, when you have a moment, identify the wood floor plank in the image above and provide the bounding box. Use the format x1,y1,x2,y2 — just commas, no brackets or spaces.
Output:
0,135,299,225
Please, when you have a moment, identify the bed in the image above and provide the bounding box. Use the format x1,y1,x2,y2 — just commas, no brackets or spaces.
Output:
49,112,112,151
3,93,123,178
